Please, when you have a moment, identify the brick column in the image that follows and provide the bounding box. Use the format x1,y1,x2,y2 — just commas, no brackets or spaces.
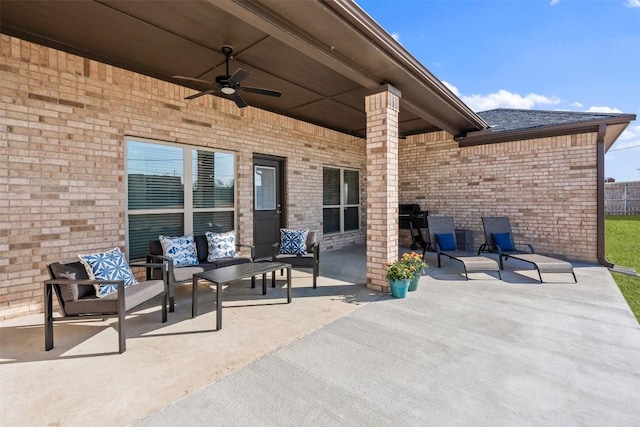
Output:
365,84,401,292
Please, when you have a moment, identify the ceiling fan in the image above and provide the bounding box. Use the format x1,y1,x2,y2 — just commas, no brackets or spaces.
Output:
173,45,282,108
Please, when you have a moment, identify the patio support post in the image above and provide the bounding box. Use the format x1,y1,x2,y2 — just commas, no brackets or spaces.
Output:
365,84,401,292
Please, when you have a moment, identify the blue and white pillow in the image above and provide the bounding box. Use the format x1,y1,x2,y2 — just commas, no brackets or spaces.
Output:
159,234,199,267
279,229,309,255
206,230,237,261
79,247,138,298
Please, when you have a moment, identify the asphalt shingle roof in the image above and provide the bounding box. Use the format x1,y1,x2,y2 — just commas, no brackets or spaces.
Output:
477,108,627,133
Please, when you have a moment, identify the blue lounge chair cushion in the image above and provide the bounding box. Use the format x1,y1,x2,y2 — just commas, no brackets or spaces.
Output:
435,233,457,251
492,232,515,251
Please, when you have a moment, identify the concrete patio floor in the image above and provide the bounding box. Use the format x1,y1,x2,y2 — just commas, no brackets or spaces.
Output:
2,245,639,426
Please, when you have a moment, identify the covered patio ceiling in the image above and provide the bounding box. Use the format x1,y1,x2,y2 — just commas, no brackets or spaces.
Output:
1,0,488,138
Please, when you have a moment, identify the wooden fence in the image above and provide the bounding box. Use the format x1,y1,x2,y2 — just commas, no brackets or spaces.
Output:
605,181,640,215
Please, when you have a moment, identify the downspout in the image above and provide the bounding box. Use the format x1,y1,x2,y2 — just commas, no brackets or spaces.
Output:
596,123,613,268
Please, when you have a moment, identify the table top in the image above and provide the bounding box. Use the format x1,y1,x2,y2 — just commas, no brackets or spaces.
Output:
194,262,291,285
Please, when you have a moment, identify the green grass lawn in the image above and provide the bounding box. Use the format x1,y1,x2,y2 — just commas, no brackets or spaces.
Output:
606,215,640,324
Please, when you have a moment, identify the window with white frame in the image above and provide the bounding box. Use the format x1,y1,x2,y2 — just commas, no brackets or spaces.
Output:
126,138,236,260
322,167,360,234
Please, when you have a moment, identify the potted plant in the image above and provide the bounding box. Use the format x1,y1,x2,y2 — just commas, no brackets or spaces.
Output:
401,252,428,291
386,259,414,298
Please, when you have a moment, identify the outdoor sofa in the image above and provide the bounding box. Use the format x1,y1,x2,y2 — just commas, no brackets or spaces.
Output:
147,234,255,311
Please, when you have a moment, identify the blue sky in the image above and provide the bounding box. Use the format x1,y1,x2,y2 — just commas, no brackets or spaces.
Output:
356,0,640,182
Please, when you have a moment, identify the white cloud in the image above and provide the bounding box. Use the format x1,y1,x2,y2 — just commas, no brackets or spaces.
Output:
442,81,460,96
458,89,561,112
626,0,640,7
570,101,583,108
587,105,623,113
550,0,560,5
391,32,400,41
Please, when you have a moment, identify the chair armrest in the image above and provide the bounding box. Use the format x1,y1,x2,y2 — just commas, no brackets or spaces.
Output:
147,253,172,263
272,242,281,260
45,278,125,286
515,243,535,253
144,254,173,282
311,242,320,262
130,261,166,269
237,243,256,261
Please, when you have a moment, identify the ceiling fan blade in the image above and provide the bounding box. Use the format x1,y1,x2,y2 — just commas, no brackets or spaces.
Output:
185,89,218,100
240,86,282,98
231,91,248,108
172,75,214,86
229,68,250,84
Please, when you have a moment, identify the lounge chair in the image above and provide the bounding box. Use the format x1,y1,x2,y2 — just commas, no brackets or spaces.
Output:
478,216,577,283
424,216,501,280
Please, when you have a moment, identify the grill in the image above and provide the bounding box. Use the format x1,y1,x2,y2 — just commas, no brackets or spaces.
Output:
399,204,428,250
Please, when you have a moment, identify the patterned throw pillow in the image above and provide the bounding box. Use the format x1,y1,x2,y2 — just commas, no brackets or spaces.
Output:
159,234,199,267
279,229,309,255
78,247,138,298
205,230,237,261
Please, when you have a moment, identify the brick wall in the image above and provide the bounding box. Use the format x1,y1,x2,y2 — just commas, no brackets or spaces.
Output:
0,36,366,319
399,130,599,262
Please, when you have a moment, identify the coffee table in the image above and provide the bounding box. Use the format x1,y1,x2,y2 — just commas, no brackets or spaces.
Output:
192,262,292,330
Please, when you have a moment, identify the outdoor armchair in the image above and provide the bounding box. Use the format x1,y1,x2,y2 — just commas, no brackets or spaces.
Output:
45,258,168,354
272,230,320,288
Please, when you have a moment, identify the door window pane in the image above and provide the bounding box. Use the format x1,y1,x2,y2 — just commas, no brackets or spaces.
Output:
255,166,276,210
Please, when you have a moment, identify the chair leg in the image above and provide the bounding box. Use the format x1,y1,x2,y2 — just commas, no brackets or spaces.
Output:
118,310,126,354
572,272,577,283
44,283,54,351
251,276,256,288
161,293,168,323
117,285,126,353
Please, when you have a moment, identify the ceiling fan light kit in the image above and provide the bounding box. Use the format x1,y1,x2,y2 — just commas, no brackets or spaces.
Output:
173,45,281,108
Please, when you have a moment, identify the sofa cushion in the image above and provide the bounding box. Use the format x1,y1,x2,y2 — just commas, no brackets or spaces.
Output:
205,230,237,261
79,248,138,298
63,279,165,315
194,235,209,262
159,235,199,267
48,261,90,302
279,229,309,255
172,264,217,283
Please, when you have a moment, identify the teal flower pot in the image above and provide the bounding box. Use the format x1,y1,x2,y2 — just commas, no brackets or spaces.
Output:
408,274,420,292
389,278,410,298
